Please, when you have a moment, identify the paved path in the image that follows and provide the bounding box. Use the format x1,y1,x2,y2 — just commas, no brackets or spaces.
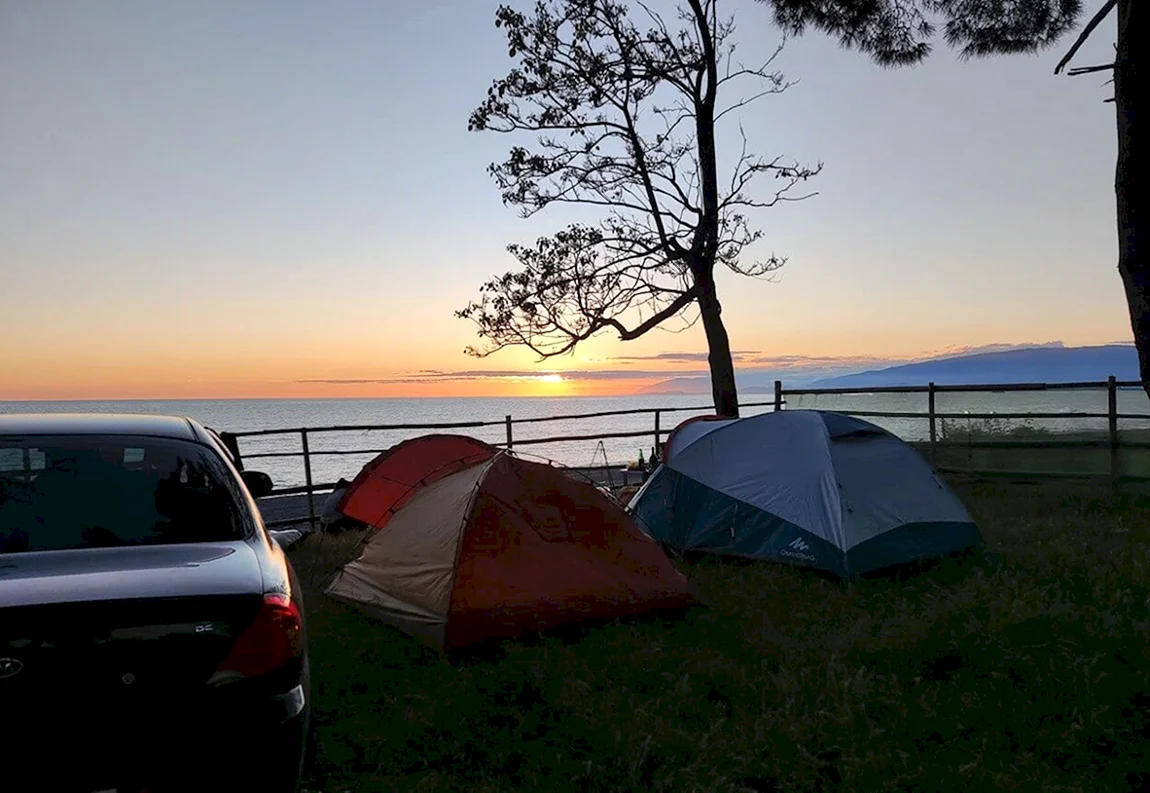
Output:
258,493,325,528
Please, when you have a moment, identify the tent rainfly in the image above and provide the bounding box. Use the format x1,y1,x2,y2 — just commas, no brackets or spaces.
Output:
327,436,698,650
629,410,982,577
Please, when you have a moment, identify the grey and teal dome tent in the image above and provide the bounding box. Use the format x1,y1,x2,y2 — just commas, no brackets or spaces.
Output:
628,410,981,577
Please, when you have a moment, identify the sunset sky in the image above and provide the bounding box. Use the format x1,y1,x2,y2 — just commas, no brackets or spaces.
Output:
0,1,1125,400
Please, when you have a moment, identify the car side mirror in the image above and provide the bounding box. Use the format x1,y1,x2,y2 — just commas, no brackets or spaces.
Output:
241,470,274,499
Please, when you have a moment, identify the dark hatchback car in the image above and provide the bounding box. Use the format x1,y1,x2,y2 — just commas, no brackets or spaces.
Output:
0,414,309,793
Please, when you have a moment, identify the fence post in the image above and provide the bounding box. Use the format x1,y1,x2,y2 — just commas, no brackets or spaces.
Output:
774,380,783,412
928,382,938,465
653,409,661,463
218,431,244,471
505,415,514,450
1108,375,1119,484
300,429,316,529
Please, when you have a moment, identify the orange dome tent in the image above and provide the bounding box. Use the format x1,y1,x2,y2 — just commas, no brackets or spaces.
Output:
326,435,698,650
335,434,499,530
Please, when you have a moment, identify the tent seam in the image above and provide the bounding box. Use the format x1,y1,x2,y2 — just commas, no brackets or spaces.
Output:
441,452,503,649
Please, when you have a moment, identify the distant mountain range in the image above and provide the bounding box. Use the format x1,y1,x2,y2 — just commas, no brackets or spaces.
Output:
637,344,1139,395
811,344,1138,388
636,377,721,396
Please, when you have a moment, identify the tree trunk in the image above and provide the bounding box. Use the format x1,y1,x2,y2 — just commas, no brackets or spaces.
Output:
697,272,740,417
1115,0,1148,398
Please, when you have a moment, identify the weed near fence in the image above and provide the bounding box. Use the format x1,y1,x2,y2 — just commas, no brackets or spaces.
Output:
923,415,1150,483
938,415,1055,440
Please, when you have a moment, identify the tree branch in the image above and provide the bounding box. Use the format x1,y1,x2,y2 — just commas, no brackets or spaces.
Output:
604,284,701,340
462,0,817,380
1054,0,1118,75
1066,62,1117,76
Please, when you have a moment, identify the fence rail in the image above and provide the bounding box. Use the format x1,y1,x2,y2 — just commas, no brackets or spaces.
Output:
223,377,1150,531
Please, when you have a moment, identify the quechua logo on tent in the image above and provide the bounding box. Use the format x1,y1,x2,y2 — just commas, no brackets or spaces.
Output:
780,536,816,562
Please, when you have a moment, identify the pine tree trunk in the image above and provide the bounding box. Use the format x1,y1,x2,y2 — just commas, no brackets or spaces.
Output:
1115,0,1148,398
697,273,740,417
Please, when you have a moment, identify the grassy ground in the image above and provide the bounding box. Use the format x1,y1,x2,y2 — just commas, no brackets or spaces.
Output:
290,481,1150,793
922,419,1150,480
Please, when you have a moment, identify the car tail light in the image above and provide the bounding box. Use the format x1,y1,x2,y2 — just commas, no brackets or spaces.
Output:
209,593,303,685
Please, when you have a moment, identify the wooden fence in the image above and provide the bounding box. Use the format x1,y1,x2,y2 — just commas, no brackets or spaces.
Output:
221,398,782,528
221,377,1150,529
782,376,1150,485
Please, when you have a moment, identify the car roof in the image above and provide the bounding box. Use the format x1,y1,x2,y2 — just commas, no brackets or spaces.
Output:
0,413,206,442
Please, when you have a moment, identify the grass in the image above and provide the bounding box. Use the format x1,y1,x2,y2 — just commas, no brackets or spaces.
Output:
909,417,1150,480
289,481,1150,793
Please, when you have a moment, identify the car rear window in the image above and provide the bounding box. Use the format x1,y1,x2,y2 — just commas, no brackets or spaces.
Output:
0,435,247,553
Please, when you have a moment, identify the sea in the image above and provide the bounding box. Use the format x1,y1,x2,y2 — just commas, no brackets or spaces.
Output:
4,389,1150,490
